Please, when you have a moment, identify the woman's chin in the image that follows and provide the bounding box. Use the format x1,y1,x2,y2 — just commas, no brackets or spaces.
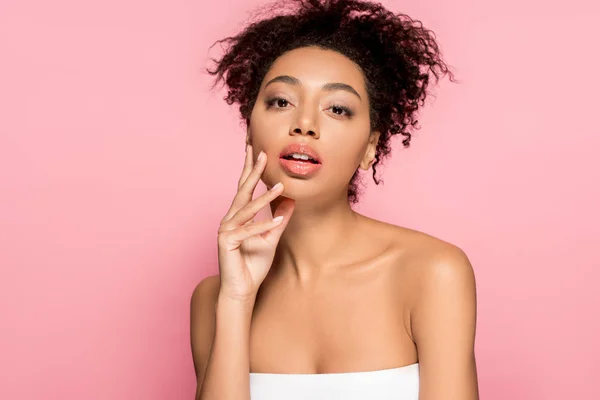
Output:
277,186,318,202
264,175,339,204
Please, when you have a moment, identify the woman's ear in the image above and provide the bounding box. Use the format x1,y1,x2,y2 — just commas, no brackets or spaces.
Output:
360,131,381,170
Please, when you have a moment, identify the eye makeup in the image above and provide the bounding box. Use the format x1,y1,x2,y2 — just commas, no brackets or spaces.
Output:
264,95,355,117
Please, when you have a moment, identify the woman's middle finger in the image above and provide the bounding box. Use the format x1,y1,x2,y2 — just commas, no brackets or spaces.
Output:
223,151,267,222
227,181,283,228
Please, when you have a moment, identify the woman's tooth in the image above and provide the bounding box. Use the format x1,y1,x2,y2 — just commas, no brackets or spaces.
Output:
288,153,314,162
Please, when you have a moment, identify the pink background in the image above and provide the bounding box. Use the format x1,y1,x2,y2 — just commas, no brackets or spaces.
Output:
1,0,598,399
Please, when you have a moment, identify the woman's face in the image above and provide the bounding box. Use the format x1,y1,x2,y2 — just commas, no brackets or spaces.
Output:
248,46,380,203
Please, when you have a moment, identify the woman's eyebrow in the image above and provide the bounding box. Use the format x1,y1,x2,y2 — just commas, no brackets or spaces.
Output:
264,75,362,102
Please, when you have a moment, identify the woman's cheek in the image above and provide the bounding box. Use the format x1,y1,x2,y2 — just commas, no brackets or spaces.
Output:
260,158,279,188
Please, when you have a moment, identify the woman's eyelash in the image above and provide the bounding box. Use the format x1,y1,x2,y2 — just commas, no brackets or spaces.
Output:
265,96,354,117
265,96,290,108
329,104,354,117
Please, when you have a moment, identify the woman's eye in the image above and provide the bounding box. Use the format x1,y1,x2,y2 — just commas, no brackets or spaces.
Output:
266,97,290,109
328,105,353,117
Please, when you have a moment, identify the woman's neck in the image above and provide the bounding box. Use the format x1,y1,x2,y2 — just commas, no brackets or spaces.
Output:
270,195,361,285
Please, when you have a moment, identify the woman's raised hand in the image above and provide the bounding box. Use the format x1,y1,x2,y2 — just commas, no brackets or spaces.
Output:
217,144,295,303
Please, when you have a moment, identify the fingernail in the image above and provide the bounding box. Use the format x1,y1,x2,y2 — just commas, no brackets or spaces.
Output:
272,182,283,191
258,151,265,161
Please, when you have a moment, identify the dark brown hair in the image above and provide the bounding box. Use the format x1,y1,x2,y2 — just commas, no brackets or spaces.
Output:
207,0,455,203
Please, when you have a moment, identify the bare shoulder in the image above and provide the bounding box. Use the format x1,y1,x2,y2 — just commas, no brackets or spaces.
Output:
377,224,479,398
362,214,470,262
190,274,221,381
376,219,472,274
362,215,475,301
398,226,474,291
399,226,472,273
369,219,477,356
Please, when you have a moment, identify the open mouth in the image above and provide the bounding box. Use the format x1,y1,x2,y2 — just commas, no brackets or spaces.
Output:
280,154,320,164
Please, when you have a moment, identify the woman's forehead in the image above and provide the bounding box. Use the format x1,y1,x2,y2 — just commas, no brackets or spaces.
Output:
263,47,367,94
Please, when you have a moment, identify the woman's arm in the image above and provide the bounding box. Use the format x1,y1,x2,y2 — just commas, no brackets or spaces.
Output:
412,246,479,400
191,147,291,400
190,275,255,400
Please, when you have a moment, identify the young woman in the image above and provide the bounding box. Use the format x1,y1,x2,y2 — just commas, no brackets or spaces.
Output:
190,1,479,399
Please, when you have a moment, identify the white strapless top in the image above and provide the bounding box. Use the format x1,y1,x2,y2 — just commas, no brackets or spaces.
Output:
250,363,419,400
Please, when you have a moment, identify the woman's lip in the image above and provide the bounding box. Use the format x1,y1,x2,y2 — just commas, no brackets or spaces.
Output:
279,158,322,177
279,143,322,164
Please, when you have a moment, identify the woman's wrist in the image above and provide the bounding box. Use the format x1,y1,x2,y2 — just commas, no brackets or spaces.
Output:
216,291,256,314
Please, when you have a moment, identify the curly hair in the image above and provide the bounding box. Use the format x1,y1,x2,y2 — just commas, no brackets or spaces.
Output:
206,0,456,204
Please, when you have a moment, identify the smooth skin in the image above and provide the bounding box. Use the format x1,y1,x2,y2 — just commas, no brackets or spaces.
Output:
191,46,479,400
